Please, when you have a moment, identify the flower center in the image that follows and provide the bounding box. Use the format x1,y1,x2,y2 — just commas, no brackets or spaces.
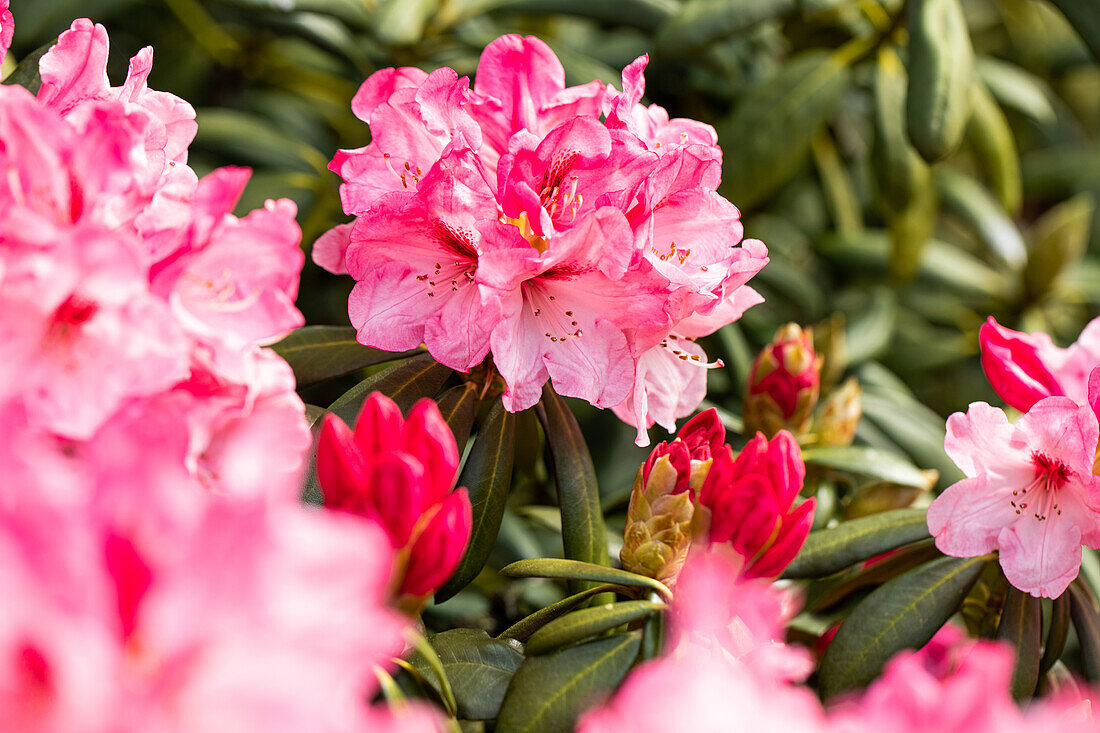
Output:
502,210,549,253
1010,452,1072,521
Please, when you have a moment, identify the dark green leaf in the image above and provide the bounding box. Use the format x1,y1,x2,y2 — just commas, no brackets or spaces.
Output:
656,0,795,55
526,600,664,656
437,398,516,602
804,539,941,613
489,0,676,32
500,559,672,601
785,508,931,579
327,352,452,425
819,555,988,699
1068,584,1100,682
269,326,418,386
499,585,632,643
410,629,524,721
536,387,609,594
496,633,641,733
936,169,1026,268
906,0,974,161
1024,193,1094,300
435,383,480,451
719,51,851,209
1047,0,1100,62
1040,593,1070,676
996,587,1041,699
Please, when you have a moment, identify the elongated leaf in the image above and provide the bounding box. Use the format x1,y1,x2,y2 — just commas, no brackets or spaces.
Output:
819,555,988,699
489,0,676,31
1047,0,1100,62
804,539,942,613
719,51,851,208
859,391,962,488
656,0,795,55
373,0,437,45
936,169,1026,268
496,633,641,733
536,387,609,593
1024,193,1094,300
966,79,1022,215
975,57,1055,125
328,352,452,425
801,445,935,490
269,326,418,386
526,600,664,656
1069,584,1100,681
499,585,631,643
435,383,480,451
843,288,896,363
409,629,524,721
906,0,974,161
437,399,516,602
1040,593,1070,675
500,559,672,601
996,587,1041,699
785,508,931,579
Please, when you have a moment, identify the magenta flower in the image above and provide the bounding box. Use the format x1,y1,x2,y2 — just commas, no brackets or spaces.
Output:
927,398,1100,598
980,316,1100,412
317,393,472,602
696,430,817,579
317,34,767,443
0,0,11,65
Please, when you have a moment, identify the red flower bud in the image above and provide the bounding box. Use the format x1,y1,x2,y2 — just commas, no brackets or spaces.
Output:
744,324,821,437
979,317,1063,412
401,489,473,597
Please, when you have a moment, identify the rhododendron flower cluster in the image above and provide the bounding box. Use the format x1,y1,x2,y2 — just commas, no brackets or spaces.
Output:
317,393,473,603
0,18,442,732
316,34,768,445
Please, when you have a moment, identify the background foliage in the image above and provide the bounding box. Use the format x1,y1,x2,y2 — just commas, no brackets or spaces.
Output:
7,0,1100,726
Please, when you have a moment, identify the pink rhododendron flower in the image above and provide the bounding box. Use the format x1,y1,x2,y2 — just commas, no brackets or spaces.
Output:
696,430,816,579
926,398,1100,598
980,316,1100,413
579,548,822,733
0,0,11,65
317,34,767,445
828,628,1020,733
317,392,473,601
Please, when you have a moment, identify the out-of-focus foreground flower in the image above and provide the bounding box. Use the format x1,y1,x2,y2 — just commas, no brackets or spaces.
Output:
317,392,473,605
315,34,768,446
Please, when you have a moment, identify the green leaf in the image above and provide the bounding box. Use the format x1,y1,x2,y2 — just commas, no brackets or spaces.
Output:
526,600,664,656
859,390,963,488
488,0,676,32
906,0,975,161
1047,0,1100,62
1068,584,1100,681
194,108,328,173
936,169,1026,268
801,445,936,490
268,326,418,386
409,629,525,721
996,587,1041,699
975,57,1056,126
437,398,516,602
499,585,632,643
719,51,851,209
656,0,795,55
804,539,941,613
843,287,896,363
1024,193,1095,300
373,0,438,45
819,555,988,699
500,559,672,602
327,352,452,425
535,387,609,594
435,383,480,451
966,79,1022,215
2,42,52,94
785,508,932,579
496,633,641,733
1040,592,1070,676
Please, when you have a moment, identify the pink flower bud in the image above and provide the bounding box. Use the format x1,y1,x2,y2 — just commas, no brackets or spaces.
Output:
744,324,821,438
697,430,815,579
353,392,405,458
401,489,473,597
317,415,371,513
979,317,1062,412
368,453,430,547
402,398,461,505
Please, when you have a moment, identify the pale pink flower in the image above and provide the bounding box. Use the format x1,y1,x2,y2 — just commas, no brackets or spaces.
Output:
37,19,197,183
927,398,1100,598
980,316,1100,412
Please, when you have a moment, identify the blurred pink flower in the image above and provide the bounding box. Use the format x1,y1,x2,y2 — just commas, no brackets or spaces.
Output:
318,34,766,444
697,430,816,579
317,392,472,600
927,398,1100,598
828,627,1019,733
980,316,1100,413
